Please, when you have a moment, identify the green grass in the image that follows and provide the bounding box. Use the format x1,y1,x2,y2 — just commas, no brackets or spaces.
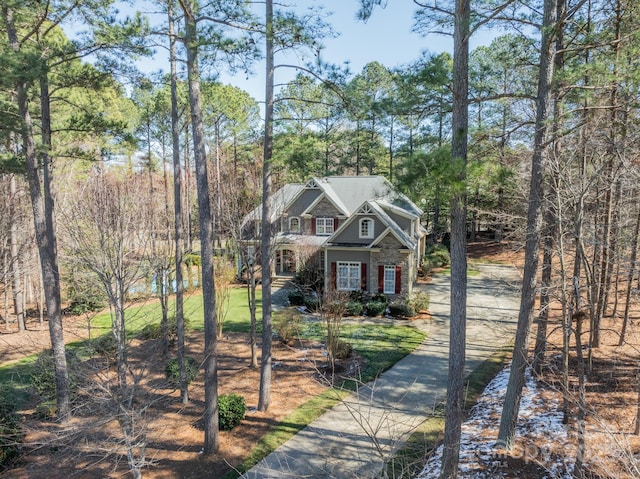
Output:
383,345,513,479
226,388,352,478
78,286,263,337
440,265,481,276
1,290,427,478
0,287,262,409
224,322,427,479
340,324,426,384
0,357,38,407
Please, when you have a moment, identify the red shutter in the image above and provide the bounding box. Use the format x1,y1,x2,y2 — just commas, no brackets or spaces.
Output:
311,217,316,235
395,266,402,294
361,263,367,291
331,262,337,290
378,265,384,293
333,218,339,232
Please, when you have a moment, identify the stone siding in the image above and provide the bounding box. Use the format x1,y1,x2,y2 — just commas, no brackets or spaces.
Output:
370,235,414,296
302,198,342,234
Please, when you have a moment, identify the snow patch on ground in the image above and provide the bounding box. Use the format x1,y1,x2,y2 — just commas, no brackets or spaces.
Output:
418,366,575,479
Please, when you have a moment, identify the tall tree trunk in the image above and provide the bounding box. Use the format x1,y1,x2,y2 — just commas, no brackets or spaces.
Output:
181,0,219,452
37,71,70,419
250,279,259,368
439,0,469,476
573,310,587,478
169,0,188,405
258,0,274,412
497,0,558,450
619,196,640,346
533,16,564,371
532,199,556,375
9,174,25,331
2,4,70,420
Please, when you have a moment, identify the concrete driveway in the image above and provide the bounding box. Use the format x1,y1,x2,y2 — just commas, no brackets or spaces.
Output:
242,263,522,479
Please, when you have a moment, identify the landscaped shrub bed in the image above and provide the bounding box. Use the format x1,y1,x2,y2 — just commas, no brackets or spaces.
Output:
291,289,423,320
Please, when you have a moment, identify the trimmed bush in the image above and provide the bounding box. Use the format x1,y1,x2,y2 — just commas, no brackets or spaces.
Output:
0,393,23,467
165,356,199,387
344,301,363,316
219,393,246,431
425,244,450,268
364,301,387,317
274,309,303,343
370,293,388,304
287,290,305,306
408,291,430,313
420,258,434,277
388,301,416,319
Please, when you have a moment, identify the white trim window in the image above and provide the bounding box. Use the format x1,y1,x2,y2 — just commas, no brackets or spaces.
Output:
289,217,300,232
359,218,374,239
337,261,361,291
384,265,396,294
316,217,334,236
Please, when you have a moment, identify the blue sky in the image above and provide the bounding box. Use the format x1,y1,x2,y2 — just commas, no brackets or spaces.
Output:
222,1,443,101
117,1,498,104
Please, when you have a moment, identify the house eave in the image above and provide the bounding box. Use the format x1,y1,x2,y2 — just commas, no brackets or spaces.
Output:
325,245,381,253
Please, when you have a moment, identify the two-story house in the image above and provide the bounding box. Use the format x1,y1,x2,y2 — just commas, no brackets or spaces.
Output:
240,176,427,297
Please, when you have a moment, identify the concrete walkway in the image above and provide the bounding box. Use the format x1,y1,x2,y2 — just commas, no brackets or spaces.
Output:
242,263,522,479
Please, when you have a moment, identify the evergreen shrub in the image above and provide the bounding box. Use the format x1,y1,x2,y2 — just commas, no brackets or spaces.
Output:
287,290,305,306
388,301,416,319
30,349,82,403
218,394,246,430
164,356,199,387
364,301,387,317
344,301,363,316
425,244,450,268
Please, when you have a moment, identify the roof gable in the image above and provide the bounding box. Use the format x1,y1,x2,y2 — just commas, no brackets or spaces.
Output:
326,200,416,250
242,175,423,229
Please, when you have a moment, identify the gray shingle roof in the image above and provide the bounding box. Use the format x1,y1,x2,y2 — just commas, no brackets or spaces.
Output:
242,183,305,226
242,176,423,233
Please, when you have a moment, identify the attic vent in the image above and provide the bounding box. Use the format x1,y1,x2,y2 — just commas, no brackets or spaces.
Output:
358,204,373,214
305,179,319,189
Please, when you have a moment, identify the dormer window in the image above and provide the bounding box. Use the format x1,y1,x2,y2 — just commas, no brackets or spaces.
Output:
289,217,300,233
316,217,334,236
359,218,374,239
